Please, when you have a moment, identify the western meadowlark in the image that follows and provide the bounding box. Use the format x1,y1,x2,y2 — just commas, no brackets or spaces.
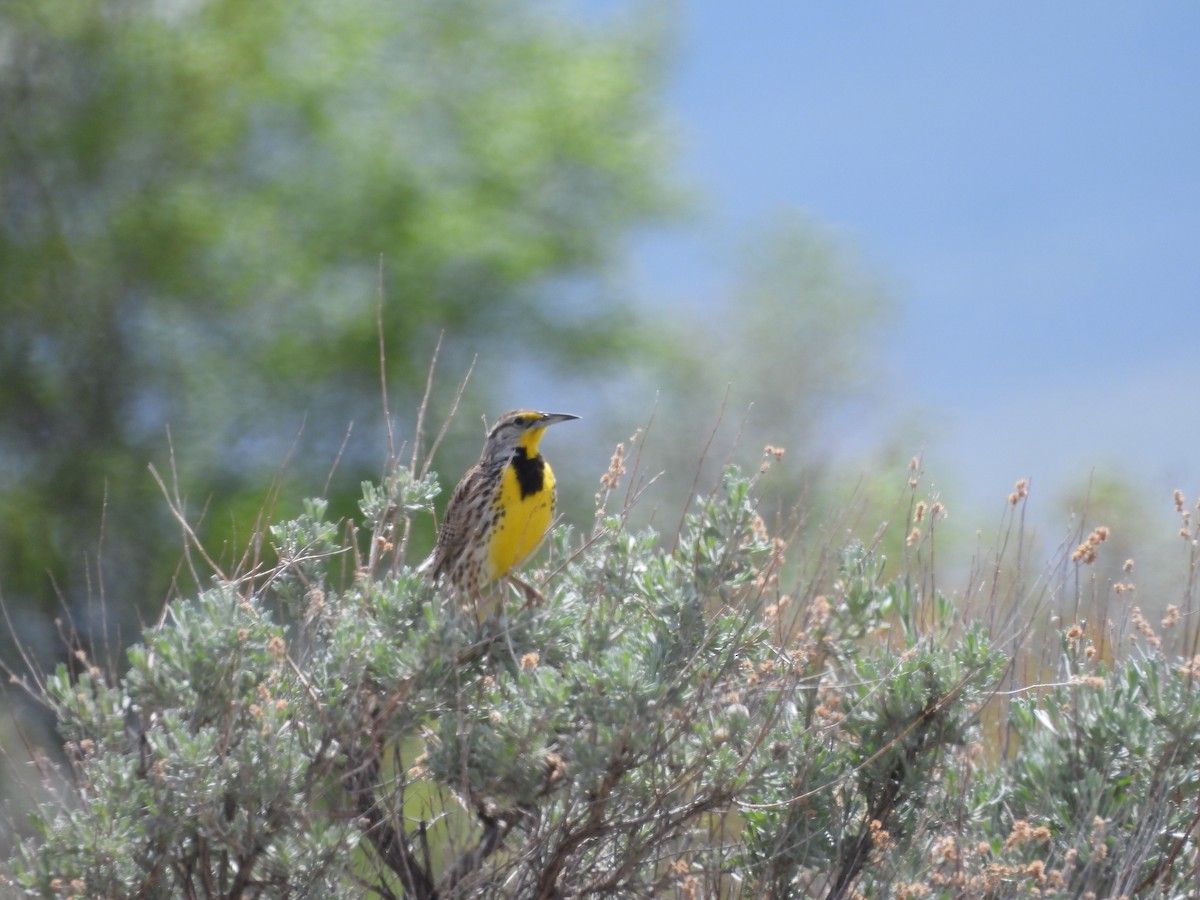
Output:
421,409,578,614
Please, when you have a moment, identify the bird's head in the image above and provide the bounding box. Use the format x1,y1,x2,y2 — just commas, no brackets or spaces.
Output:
483,409,578,463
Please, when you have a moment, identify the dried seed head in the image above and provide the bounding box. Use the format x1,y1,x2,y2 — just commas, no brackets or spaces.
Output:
599,442,626,489
1009,479,1029,504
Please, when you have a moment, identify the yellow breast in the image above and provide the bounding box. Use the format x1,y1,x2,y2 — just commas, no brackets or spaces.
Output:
486,458,557,580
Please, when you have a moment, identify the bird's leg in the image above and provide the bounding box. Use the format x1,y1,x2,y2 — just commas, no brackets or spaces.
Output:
505,573,545,610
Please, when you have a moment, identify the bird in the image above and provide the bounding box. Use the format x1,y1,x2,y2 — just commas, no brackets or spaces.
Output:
420,409,579,616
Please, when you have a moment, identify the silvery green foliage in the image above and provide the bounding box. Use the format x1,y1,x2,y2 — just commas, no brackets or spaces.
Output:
29,465,1200,898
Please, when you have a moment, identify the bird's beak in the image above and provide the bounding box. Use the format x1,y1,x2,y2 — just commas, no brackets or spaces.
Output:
539,412,580,427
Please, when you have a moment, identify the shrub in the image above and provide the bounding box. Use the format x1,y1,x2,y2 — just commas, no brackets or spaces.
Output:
6,459,1199,898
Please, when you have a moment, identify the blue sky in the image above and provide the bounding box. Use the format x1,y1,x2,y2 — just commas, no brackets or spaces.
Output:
626,2,1200,518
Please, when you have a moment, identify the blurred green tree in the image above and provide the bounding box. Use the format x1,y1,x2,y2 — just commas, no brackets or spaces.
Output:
0,0,674,644
609,210,895,556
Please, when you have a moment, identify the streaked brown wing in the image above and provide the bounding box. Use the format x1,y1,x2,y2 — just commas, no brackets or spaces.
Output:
429,463,489,579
